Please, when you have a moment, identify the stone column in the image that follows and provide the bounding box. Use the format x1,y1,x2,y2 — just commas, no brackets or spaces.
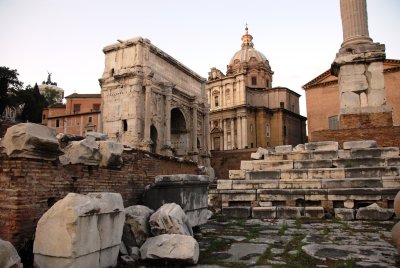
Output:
143,84,152,150
223,119,227,150
340,0,372,48
164,86,172,155
230,118,235,149
242,116,248,148
192,101,198,160
204,106,210,153
237,116,242,149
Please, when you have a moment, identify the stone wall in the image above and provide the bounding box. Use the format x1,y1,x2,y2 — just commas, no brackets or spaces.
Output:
0,149,198,251
211,148,256,180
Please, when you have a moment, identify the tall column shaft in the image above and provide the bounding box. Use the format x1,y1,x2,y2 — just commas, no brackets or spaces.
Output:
192,102,198,153
242,116,248,148
237,116,242,149
223,119,227,150
143,85,152,144
230,118,234,149
205,110,210,152
340,0,372,47
164,88,172,147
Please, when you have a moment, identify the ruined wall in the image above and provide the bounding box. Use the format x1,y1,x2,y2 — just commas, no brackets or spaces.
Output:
0,150,198,250
211,148,256,180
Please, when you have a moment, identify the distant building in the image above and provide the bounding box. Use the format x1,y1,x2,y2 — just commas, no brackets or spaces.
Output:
206,27,307,150
42,93,102,136
38,72,64,104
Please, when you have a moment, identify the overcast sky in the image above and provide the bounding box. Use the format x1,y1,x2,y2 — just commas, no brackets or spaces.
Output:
1,0,399,116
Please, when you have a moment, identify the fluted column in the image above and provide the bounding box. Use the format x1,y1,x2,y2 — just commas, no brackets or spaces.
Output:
192,101,198,154
223,119,227,150
242,116,248,148
340,0,372,47
237,116,242,149
143,85,152,148
204,108,210,153
164,87,172,150
230,118,235,149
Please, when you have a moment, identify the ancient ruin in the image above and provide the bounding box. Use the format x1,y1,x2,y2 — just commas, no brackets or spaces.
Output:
303,0,400,146
99,37,210,165
211,140,399,219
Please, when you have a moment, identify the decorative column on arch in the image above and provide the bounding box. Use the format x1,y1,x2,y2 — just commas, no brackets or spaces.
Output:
204,103,210,154
143,77,153,151
192,99,198,161
164,83,173,156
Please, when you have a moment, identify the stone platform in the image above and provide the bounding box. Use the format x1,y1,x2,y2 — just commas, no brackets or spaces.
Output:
212,141,400,219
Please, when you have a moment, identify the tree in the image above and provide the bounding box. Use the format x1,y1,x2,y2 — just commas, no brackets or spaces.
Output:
18,83,46,123
0,66,23,115
43,87,63,107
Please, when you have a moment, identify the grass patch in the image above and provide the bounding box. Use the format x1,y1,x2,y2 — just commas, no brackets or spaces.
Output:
256,246,273,265
323,225,330,237
295,217,302,229
245,229,259,239
236,218,247,227
278,221,289,235
203,238,228,253
332,258,356,268
278,233,318,268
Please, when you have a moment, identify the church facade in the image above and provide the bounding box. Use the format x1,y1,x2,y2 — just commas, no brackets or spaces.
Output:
99,37,210,165
206,27,307,150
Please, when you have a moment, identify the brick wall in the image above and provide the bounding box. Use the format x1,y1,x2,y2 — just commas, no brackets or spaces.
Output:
310,126,400,147
0,149,198,251
211,148,256,180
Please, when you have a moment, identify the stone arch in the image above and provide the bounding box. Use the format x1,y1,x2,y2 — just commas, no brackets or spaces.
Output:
150,125,158,154
170,108,189,156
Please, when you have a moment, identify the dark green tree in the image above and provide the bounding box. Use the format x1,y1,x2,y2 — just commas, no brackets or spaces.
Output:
0,66,24,115
18,83,46,123
43,87,63,107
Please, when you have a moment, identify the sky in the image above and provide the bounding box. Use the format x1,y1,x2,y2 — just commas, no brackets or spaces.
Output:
1,0,399,116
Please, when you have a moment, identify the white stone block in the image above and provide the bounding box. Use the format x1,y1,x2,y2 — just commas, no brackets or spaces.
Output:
275,145,293,153
343,140,377,150
305,141,339,151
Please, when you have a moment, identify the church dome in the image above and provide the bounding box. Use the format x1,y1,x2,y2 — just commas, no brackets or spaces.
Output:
227,26,271,75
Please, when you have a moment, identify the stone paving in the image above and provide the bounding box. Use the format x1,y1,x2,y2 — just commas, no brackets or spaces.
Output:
192,217,399,268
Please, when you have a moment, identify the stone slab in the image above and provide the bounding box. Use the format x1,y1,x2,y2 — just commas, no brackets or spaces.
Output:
281,169,309,180
343,140,377,150
252,207,276,219
345,167,399,178
356,205,394,220
305,141,339,151
310,150,338,160
382,147,400,157
333,158,385,168
334,208,354,221
350,148,383,158
279,180,321,189
217,180,233,190
304,207,324,219
229,170,245,180
276,207,303,219
275,145,293,153
387,157,400,166
232,180,279,190
321,178,382,189
245,170,281,180
222,207,251,218
294,160,333,169
308,168,345,180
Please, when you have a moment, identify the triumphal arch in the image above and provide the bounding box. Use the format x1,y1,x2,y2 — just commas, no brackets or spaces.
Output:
99,37,209,165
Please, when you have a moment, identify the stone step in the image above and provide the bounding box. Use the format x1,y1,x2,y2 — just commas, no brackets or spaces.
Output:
332,157,386,168
387,157,400,166
305,141,339,151
294,159,333,169
350,147,399,158
232,179,279,190
344,167,399,178
382,176,400,188
279,179,321,189
240,160,293,171
321,178,382,189
229,170,245,180
343,140,377,149
245,170,281,180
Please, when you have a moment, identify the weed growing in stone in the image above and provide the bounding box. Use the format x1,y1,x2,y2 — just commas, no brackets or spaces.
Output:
278,221,289,235
256,246,273,265
295,217,302,229
332,257,356,268
281,233,318,267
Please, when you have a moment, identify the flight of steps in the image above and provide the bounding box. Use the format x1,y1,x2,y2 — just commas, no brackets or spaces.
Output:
217,140,400,220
